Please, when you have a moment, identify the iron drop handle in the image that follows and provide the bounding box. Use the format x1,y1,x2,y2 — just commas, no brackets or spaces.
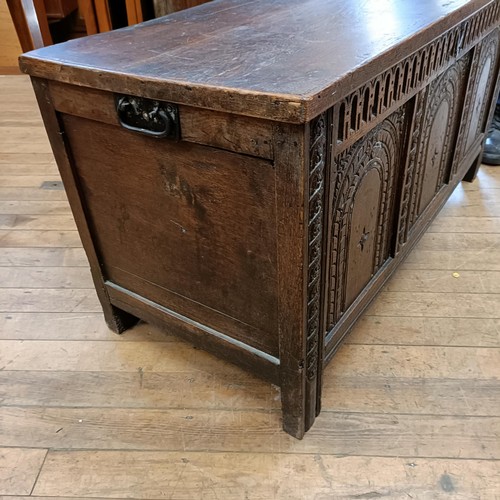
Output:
116,95,180,139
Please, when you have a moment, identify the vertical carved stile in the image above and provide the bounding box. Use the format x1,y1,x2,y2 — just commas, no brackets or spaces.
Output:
306,113,327,383
398,94,425,250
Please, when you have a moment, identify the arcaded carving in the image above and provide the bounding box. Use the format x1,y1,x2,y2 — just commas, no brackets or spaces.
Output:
454,30,500,175
336,1,500,148
408,54,470,229
328,108,406,327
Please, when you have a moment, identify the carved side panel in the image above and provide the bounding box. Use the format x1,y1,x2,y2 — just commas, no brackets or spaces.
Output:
328,108,407,328
306,113,327,382
394,53,471,242
416,53,470,215
454,29,500,175
396,96,424,252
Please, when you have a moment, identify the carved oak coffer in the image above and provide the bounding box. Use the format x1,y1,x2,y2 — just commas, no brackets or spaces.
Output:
20,0,500,438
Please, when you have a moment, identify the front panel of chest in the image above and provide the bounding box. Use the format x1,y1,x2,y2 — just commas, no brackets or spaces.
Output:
406,53,471,228
320,50,481,353
326,107,409,331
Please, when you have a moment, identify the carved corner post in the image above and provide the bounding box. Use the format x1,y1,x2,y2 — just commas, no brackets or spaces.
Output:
305,113,329,425
274,113,328,439
30,77,138,333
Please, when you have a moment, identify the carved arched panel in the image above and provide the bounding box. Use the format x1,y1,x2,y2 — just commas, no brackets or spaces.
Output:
454,29,500,174
419,98,452,211
396,54,471,250
328,108,406,327
344,166,382,307
416,55,470,215
466,56,492,148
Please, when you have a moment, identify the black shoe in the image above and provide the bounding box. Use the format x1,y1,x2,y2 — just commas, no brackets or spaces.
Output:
483,103,500,166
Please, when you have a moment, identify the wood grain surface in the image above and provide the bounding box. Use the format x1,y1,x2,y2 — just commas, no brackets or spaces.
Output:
18,0,493,122
31,452,500,499
0,448,47,495
1,74,499,498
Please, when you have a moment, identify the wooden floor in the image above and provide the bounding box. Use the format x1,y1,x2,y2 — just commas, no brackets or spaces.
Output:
1,75,499,499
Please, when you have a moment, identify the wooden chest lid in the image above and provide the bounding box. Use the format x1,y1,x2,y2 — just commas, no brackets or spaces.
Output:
20,0,492,123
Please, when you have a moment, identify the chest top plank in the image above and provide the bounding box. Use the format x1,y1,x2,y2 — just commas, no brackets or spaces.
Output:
19,0,493,121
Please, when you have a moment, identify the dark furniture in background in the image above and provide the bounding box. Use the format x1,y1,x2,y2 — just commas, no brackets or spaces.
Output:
153,0,211,16
7,0,209,53
79,0,210,34
44,0,78,19
19,0,500,438
7,0,55,51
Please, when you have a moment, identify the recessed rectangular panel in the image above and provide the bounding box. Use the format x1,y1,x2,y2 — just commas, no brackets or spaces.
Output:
62,115,279,355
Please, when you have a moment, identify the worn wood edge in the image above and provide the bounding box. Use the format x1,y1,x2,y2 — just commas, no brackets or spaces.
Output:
106,282,281,385
18,0,494,123
19,57,309,123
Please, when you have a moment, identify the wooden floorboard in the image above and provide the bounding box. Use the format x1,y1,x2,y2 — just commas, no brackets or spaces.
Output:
384,269,500,293
0,230,82,248
0,266,93,289
0,187,69,201
0,313,169,341
347,316,500,346
0,214,77,231
1,406,500,459
1,74,499,498
0,247,88,267
0,448,47,496
30,452,500,500
0,201,71,215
